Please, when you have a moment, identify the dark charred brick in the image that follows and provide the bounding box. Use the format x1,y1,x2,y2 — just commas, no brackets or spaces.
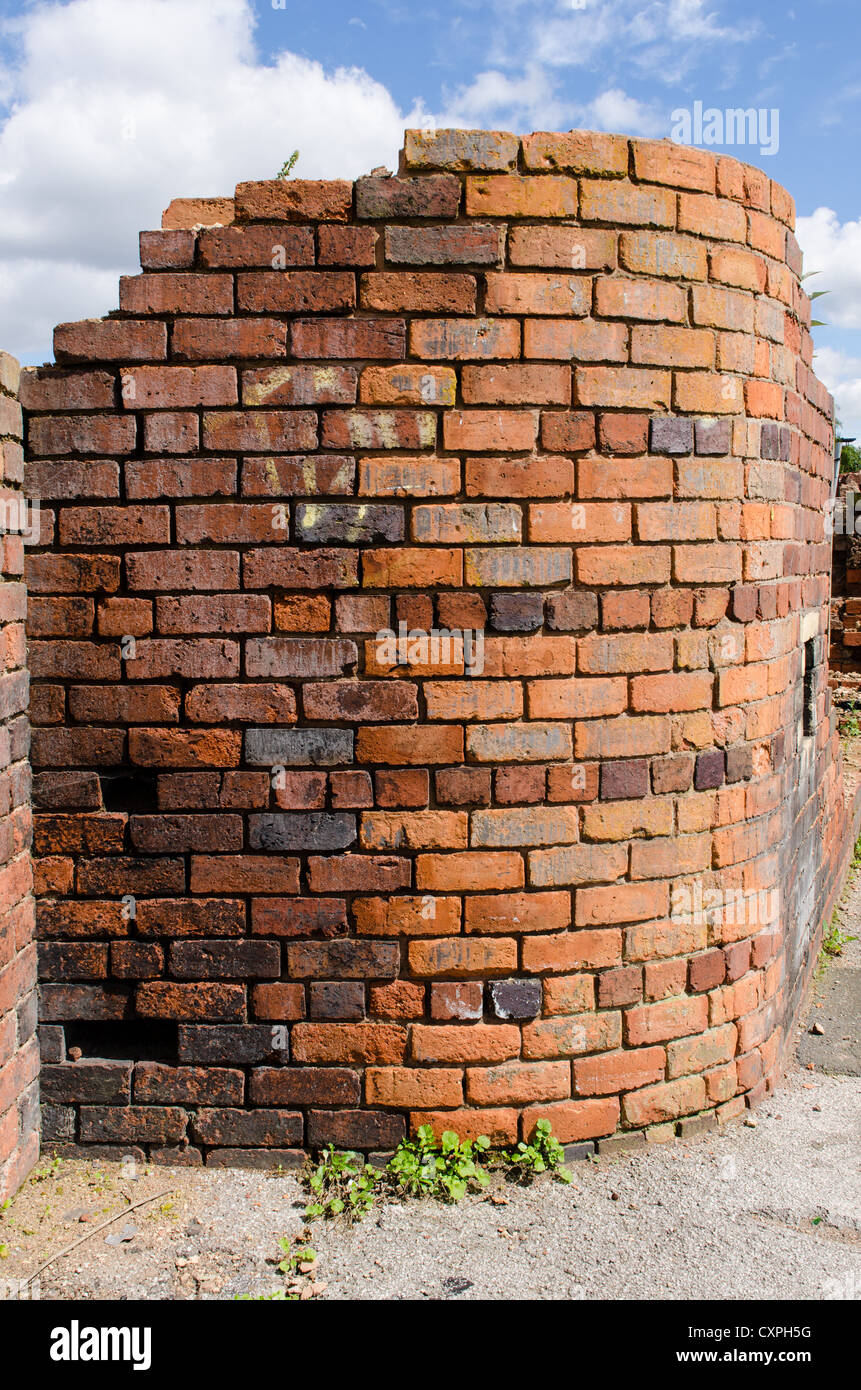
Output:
490,591,544,632
248,1067,361,1107
295,502,404,544
39,942,108,981
385,223,502,265
760,421,781,459
79,1106,186,1144
356,175,461,219
39,1025,66,1064
32,771,102,810
286,940,399,980
248,812,357,852
601,759,649,800
42,1104,75,1142
245,727,354,767
694,418,731,454
111,942,164,979
309,983,366,1021
546,589,599,632
650,416,693,454
137,899,245,937
168,940,280,979
134,1063,244,1105
191,1108,303,1147
41,1062,131,1104
694,748,725,790
177,1025,282,1065
39,984,133,1021
488,978,542,1020
306,1108,405,1150
436,766,492,806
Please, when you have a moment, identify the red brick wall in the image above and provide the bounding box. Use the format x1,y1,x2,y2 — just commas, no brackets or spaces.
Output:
0,352,38,1198
21,129,847,1165
829,473,861,699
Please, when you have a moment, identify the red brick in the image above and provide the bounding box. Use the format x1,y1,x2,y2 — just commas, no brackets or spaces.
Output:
172,318,287,360
411,1024,519,1065
487,273,590,316
29,415,136,457
291,318,406,359
201,410,316,452
521,1097,619,1143
360,272,475,313
234,179,352,222
54,319,167,362
198,224,313,267
318,225,378,265
527,319,627,362
119,273,232,315
237,271,355,313
462,364,570,405
121,365,236,409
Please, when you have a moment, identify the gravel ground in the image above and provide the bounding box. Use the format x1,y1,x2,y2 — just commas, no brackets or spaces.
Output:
0,1060,857,1302
2,805,860,1302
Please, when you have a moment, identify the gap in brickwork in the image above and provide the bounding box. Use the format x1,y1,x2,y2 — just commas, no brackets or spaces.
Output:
64,1021,177,1064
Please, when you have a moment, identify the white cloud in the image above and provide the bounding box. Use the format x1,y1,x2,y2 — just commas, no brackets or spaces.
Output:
0,259,117,366
813,347,861,442
0,0,427,363
666,0,742,41
796,208,861,330
588,88,664,136
528,0,757,82
439,64,572,130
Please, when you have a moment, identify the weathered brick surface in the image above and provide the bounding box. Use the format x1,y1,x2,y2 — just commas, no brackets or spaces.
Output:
0,353,37,1198
12,132,847,1164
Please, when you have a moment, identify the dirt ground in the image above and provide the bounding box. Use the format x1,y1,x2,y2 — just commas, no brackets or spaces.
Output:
2,753,860,1302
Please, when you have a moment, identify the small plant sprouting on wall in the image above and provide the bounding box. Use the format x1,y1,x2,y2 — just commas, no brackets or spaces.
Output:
276,150,299,179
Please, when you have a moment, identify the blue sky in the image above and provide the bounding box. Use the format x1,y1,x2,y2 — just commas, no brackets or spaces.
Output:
1,0,859,433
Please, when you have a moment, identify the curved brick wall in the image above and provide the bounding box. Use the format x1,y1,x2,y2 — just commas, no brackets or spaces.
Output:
21,129,850,1165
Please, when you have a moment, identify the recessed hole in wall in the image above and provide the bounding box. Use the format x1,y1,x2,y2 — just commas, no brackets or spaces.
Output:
803,638,816,738
100,773,158,812
64,1021,177,1063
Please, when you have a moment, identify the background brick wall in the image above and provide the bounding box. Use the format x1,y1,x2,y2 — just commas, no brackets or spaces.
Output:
0,352,37,1199
829,471,861,707
19,129,849,1167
